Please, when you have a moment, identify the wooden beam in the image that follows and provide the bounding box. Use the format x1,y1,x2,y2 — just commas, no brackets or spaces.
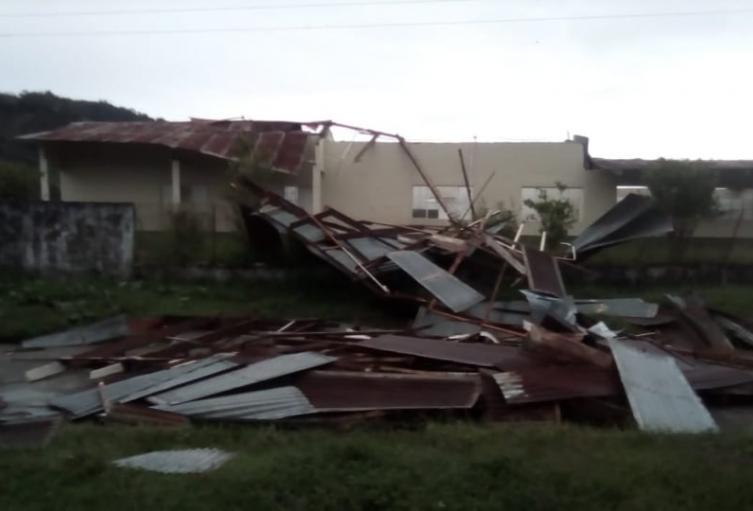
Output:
397,137,455,224
353,134,379,163
458,149,476,221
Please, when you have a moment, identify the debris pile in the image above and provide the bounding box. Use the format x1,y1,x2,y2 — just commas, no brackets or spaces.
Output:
2,185,753,442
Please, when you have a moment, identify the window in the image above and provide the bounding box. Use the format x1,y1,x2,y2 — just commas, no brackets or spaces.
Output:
284,186,299,206
520,186,583,221
412,186,471,220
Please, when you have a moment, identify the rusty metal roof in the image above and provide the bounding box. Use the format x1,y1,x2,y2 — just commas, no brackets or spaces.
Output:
493,366,620,405
18,119,315,173
295,370,481,410
359,334,542,370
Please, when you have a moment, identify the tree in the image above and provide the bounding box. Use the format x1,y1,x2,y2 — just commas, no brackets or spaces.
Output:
644,159,719,239
0,91,152,164
0,162,38,200
476,200,519,238
523,182,577,251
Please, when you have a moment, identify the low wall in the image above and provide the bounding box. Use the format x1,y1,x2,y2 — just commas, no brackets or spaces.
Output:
0,201,135,277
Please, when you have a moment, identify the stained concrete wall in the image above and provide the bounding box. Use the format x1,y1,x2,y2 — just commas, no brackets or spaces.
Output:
0,201,135,277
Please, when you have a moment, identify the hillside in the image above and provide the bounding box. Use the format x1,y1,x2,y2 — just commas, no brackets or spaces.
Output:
0,91,152,164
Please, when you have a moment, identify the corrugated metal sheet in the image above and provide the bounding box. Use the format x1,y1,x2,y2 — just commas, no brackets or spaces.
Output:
347,237,401,261
324,249,360,275
386,250,484,313
19,120,312,173
666,294,735,353
119,355,239,402
572,194,673,259
520,290,577,327
113,449,234,474
493,366,619,404
155,386,316,421
292,223,326,243
296,370,481,410
259,205,302,228
148,352,336,405
50,355,238,418
574,298,659,319
22,315,129,349
359,335,539,369
713,314,753,349
608,339,718,433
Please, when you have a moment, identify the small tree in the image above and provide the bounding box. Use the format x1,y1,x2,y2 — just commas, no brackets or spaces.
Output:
644,159,719,239
523,183,577,250
0,162,39,200
476,200,519,238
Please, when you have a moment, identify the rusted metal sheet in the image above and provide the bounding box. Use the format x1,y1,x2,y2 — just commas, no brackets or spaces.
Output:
105,403,190,427
359,335,540,369
712,313,753,349
666,295,735,354
493,366,620,404
386,250,484,312
522,247,566,297
525,322,613,369
19,120,313,173
295,370,481,410
608,339,718,433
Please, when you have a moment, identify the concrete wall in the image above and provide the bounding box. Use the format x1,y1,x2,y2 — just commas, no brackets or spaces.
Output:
0,201,134,277
52,143,239,232
51,142,316,232
320,139,616,234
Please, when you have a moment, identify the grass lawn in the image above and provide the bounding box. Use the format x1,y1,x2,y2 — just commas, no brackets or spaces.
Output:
3,275,753,508
0,271,401,342
2,422,753,510
3,270,753,341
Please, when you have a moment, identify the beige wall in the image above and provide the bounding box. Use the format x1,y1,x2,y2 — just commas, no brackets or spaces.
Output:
48,139,618,235
320,139,617,235
52,143,238,231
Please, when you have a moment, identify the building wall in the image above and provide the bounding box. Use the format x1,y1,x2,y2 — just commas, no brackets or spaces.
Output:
320,139,617,235
53,143,241,231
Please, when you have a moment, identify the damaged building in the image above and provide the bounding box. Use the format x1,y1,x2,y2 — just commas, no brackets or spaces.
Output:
18,119,611,233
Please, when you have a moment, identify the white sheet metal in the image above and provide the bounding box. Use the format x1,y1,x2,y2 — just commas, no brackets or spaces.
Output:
50,354,238,418
154,386,316,421
113,448,234,474
148,352,336,405
22,315,130,349
608,339,718,433
386,250,484,313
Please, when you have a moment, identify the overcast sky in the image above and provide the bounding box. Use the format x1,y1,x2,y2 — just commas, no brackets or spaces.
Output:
2,0,752,158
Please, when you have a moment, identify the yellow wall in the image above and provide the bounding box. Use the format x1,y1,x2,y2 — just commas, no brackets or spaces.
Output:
320,139,616,235
54,143,237,231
